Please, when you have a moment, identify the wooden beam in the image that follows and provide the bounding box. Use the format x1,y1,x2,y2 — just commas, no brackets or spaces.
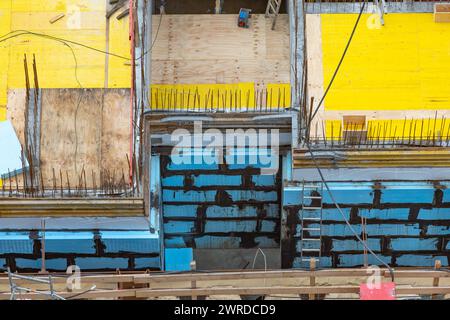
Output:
0,198,144,217
432,260,442,300
2,268,449,287
434,4,450,23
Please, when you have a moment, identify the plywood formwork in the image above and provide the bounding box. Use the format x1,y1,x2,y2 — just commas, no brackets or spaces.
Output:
1,10,290,111
151,14,290,86
6,88,130,188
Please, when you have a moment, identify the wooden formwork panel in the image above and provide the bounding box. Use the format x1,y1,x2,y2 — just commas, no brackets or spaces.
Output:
151,14,290,85
6,88,131,189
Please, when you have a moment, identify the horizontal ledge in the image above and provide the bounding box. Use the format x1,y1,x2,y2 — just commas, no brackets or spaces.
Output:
1,269,448,286
0,198,145,217
1,286,449,300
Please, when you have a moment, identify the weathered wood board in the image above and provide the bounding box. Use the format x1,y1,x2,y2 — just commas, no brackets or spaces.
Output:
6,88,131,188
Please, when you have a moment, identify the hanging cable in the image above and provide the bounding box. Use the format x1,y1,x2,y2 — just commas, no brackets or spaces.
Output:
0,30,131,60
0,21,163,62
305,140,395,282
137,10,163,60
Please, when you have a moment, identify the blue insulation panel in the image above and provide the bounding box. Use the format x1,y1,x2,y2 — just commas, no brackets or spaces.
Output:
161,175,185,187
283,188,302,206
43,232,95,254
0,232,34,254
206,205,258,218
254,237,278,247
193,175,242,187
160,149,281,254
390,238,438,251
164,221,196,234
338,254,391,267
331,239,381,252
381,187,435,204
426,226,450,235
442,188,450,203
252,175,276,186
167,161,218,171
75,257,129,270
359,208,410,220
165,248,193,271
100,231,159,254
296,223,421,237
163,190,217,202
293,256,332,268
164,205,199,218
204,220,257,233
418,208,450,220
226,190,278,202
285,181,450,268
396,255,448,267
134,257,160,269
164,237,187,247
0,258,6,270
322,187,374,205
15,258,67,271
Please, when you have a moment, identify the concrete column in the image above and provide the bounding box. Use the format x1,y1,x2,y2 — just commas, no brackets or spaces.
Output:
288,0,304,146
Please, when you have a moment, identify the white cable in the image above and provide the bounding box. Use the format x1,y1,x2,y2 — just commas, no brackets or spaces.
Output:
252,248,268,286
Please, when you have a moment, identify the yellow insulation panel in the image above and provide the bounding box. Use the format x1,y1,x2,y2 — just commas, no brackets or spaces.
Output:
6,1,107,89
107,11,131,88
367,119,450,139
326,119,450,139
0,0,12,121
11,1,106,12
151,83,256,109
321,13,450,111
266,83,291,109
150,83,290,110
1,1,130,93
325,120,343,139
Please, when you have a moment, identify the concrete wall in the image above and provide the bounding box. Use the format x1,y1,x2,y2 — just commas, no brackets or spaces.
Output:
160,150,282,254
0,231,160,272
283,182,450,268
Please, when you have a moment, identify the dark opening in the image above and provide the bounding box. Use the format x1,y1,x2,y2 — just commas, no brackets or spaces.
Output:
154,0,287,14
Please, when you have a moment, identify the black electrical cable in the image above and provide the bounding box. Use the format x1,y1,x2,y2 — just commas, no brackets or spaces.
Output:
305,140,395,282
0,30,130,60
308,1,366,123
136,11,163,60
0,19,163,62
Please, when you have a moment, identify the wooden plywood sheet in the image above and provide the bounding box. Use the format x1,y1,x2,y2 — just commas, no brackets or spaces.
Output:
151,14,290,86
40,89,103,185
101,89,131,174
6,88,130,188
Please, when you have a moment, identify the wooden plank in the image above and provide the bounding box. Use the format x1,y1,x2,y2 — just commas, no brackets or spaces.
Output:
151,14,289,86
1,286,449,300
49,13,65,24
432,259,442,300
134,286,362,298
100,89,131,175
6,89,131,190
435,4,450,23
132,269,450,284
309,259,316,300
2,268,449,287
0,198,144,217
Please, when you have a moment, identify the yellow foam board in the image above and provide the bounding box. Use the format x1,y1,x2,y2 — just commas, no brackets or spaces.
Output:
321,13,450,111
